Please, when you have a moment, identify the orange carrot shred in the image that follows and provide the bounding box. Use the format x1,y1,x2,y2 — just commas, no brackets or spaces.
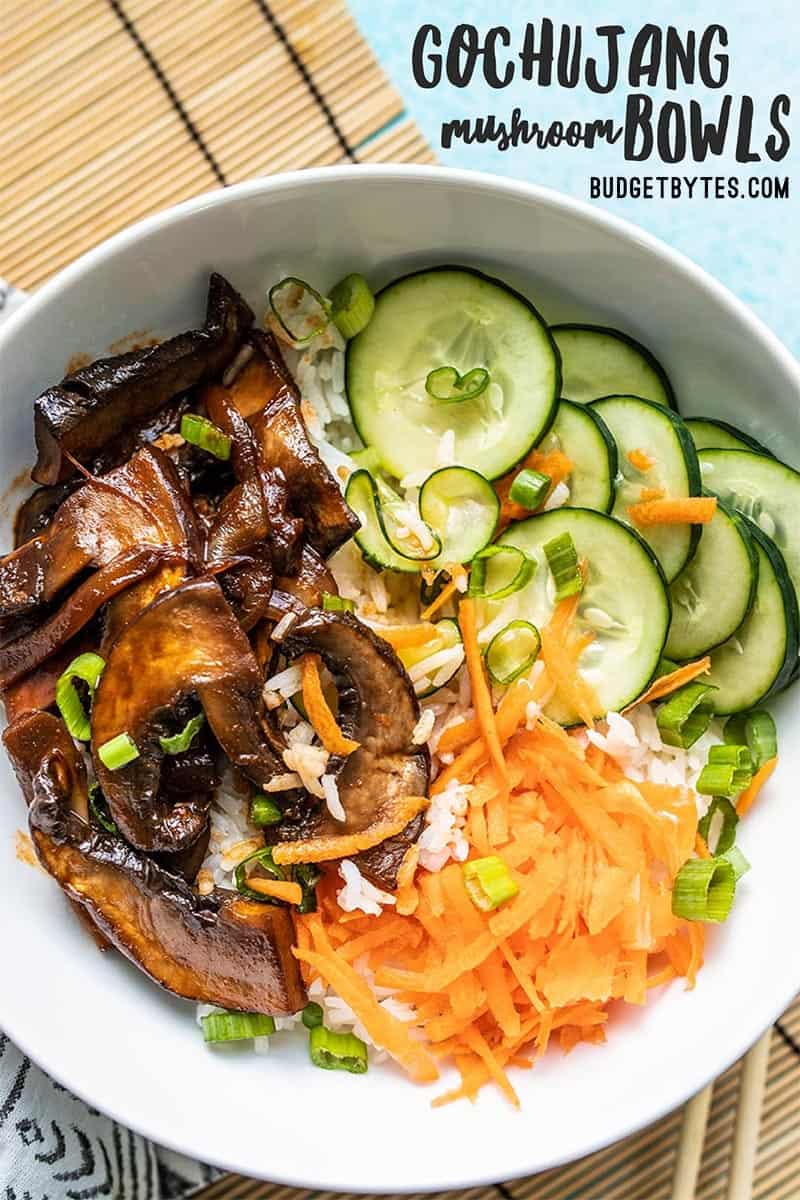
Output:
627,448,655,472
372,622,439,649
627,496,717,527
694,833,711,859
629,657,711,707
458,597,508,788
737,756,778,817
300,653,360,755
243,878,303,904
420,566,467,620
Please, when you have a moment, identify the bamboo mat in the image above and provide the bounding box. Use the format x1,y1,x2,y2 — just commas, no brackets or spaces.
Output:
2,3,799,1197
0,0,433,289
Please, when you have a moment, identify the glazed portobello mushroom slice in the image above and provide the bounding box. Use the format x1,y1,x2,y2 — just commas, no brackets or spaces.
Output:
0,545,179,688
90,577,286,853
203,383,301,625
270,610,429,867
33,272,253,484
0,446,200,621
3,716,304,1015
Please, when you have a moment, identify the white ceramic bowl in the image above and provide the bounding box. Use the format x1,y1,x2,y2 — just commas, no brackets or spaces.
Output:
1,166,799,1192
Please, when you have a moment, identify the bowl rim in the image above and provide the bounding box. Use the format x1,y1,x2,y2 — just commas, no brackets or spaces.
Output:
1,164,799,1191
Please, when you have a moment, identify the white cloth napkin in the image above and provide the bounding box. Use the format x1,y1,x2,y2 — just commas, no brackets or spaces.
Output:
0,279,219,1199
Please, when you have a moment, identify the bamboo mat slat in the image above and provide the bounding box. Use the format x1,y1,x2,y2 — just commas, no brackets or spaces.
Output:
2,4,797,1198
0,0,429,289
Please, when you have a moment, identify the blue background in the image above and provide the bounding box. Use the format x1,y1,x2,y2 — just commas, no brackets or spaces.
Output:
352,1,799,356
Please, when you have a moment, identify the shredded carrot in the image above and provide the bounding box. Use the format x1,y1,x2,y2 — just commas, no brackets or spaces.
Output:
300,653,359,756
639,486,665,501
694,833,711,860
627,496,718,527
420,566,467,620
540,625,598,728
629,656,711,707
272,793,428,865
373,622,439,649
298,637,713,1107
495,449,574,527
458,597,508,788
244,878,303,904
737,756,778,818
627,448,655,472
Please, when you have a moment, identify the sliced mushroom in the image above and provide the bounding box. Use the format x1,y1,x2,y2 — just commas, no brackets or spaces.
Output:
5,720,305,1014
203,329,357,558
269,611,429,866
3,709,88,820
0,447,200,622
33,273,253,484
352,814,425,892
253,392,358,559
91,577,285,852
0,545,179,688
205,384,302,575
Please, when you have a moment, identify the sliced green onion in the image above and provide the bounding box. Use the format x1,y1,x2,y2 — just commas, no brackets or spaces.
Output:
322,592,355,613
202,1011,276,1043
234,845,285,901
508,469,550,511
295,863,322,914
88,783,117,834
468,545,536,601
695,762,737,797
159,713,205,755
746,711,777,767
724,710,777,769
180,414,232,461
698,797,739,855
55,652,106,741
722,713,749,746
462,855,519,912
486,620,541,686
543,532,583,601
329,273,374,339
671,856,736,923
98,732,139,771
308,1025,368,1073
268,276,330,345
302,1002,324,1030
425,365,490,403
249,794,282,827
656,681,716,749
707,743,753,792
723,845,751,881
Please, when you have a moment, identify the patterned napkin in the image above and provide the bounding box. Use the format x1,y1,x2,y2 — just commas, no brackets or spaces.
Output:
0,280,218,1199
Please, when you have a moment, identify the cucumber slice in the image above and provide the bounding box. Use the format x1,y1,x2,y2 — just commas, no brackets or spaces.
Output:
538,399,617,512
418,466,499,567
665,499,758,661
684,417,773,456
551,324,676,410
493,508,670,723
345,467,498,574
705,522,799,714
396,617,464,697
345,469,419,573
590,396,701,582
698,448,800,614
346,267,559,482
